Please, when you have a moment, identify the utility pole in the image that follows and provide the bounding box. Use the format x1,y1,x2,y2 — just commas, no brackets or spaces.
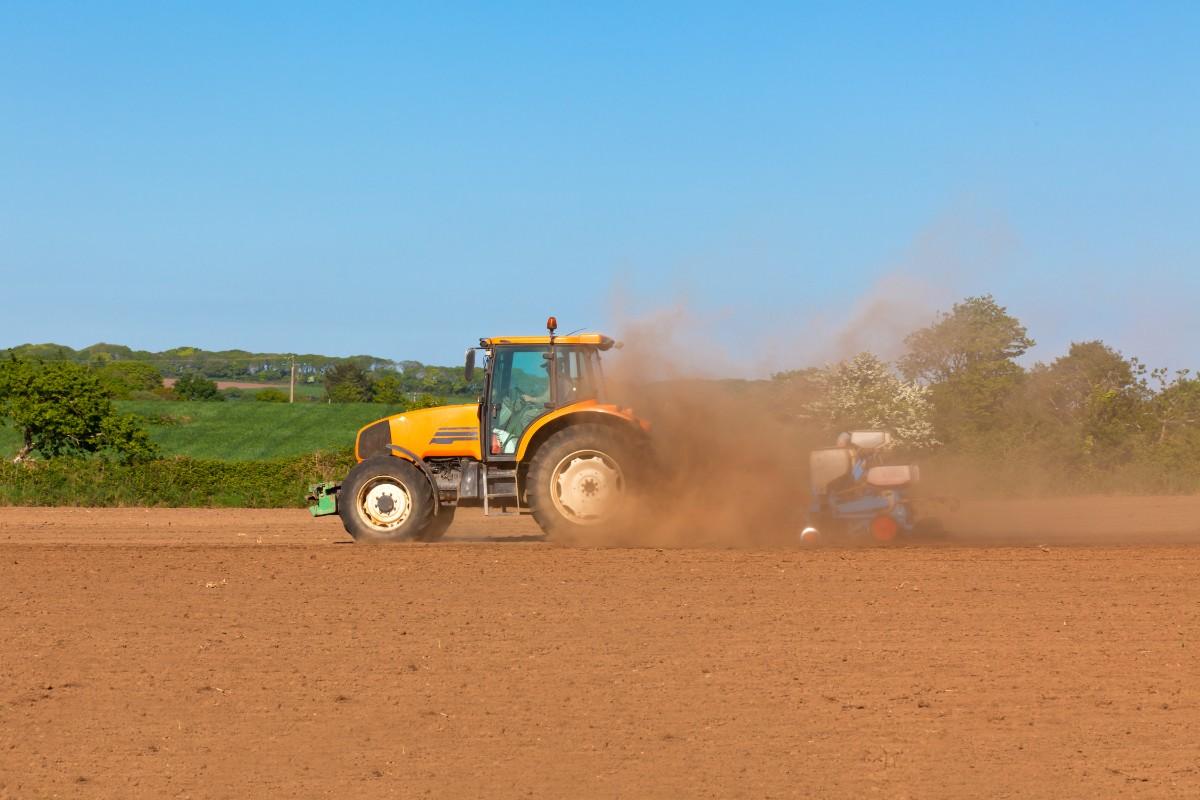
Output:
289,355,296,404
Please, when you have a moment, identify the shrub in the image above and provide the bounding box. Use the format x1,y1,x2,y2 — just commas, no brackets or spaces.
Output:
324,363,372,403
410,393,443,409
256,388,289,403
175,372,223,401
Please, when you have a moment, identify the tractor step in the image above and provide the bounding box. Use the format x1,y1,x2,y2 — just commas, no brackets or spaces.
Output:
482,466,518,515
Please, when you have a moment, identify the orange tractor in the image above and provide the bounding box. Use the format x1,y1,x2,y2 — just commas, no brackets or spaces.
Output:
308,318,649,542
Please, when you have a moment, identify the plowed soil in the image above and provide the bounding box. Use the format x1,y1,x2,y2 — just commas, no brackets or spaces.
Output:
3,499,1200,798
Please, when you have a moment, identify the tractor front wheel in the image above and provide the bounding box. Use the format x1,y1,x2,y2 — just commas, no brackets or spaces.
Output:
338,456,436,542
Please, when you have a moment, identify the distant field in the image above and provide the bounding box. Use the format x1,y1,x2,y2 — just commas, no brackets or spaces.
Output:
125,400,410,459
161,378,326,399
0,401,409,461
233,382,326,399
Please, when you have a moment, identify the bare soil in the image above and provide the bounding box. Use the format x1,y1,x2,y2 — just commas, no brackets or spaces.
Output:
3,498,1200,798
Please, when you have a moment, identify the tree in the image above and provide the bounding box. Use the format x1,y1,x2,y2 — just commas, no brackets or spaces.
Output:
900,295,1035,384
175,372,223,401
0,358,159,463
1144,369,1200,448
809,353,936,449
324,363,373,403
371,373,406,405
94,361,163,399
900,295,1034,442
1019,341,1148,470
1033,342,1138,419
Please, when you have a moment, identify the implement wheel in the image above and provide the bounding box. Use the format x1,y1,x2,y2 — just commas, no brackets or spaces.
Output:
338,456,436,542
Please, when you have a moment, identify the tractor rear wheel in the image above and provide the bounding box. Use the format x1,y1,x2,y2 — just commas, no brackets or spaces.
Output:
338,456,436,542
527,424,636,540
416,507,456,542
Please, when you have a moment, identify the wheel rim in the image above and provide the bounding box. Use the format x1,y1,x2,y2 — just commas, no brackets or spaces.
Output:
356,477,413,531
549,449,624,525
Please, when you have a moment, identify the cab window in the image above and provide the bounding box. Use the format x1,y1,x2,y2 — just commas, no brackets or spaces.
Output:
555,346,600,405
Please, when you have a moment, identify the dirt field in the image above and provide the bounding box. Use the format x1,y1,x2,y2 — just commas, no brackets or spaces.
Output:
3,499,1200,798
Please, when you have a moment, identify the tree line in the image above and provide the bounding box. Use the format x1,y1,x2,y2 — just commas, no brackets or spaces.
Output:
4,298,1198,494
320,362,478,405
773,295,1200,492
3,342,399,381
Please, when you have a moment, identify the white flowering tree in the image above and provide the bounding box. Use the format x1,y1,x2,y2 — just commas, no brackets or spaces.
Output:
811,352,937,449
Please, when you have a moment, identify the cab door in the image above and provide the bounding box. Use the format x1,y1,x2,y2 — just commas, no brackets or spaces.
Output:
484,347,552,461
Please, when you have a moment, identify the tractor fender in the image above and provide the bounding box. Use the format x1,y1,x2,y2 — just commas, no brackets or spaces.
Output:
516,405,647,462
386,443,442,516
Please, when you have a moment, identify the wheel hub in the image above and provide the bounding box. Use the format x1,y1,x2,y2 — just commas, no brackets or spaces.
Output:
552,452,623,523
360,480,412,529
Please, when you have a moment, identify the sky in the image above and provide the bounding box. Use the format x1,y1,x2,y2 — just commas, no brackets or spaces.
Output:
1,1,1197,373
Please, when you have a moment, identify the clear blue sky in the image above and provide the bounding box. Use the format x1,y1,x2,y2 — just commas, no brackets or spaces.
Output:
2,2,1197,372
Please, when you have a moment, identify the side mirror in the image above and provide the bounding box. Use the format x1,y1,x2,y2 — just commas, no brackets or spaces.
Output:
464,349,476,382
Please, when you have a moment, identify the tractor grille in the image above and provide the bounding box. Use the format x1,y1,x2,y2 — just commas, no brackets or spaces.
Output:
356,420,391,459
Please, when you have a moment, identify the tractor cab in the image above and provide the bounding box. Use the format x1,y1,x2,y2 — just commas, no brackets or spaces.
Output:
468,318,618,460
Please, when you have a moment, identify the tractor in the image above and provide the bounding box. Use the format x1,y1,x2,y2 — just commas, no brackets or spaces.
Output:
308,318,649,542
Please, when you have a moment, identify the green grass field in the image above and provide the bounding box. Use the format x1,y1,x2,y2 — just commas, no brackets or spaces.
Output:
230,383,326,400
0,401,410,461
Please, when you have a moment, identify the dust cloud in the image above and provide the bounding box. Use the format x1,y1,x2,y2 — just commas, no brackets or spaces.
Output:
578,210,1186,547
583,307,819,548
592,252,957,547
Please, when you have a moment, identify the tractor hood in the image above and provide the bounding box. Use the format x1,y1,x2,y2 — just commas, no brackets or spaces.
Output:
354,404,482,462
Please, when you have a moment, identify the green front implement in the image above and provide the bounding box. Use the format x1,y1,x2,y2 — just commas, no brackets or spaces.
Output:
307,481,340,517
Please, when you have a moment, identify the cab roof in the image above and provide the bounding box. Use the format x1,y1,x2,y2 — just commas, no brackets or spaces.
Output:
480,333,616,349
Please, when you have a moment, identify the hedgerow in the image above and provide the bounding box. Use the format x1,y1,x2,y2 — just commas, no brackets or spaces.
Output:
0,450,355,508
